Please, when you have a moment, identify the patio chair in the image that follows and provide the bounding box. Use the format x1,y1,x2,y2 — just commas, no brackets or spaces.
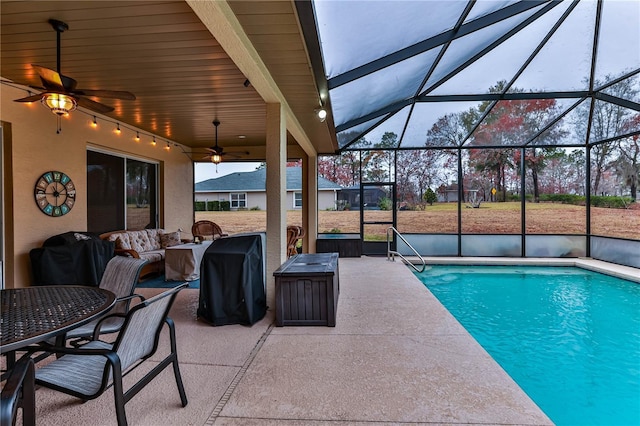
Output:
286,225,305,258
192,220,228,241
0,355,35,426
31,283,189,426
61,256,148,346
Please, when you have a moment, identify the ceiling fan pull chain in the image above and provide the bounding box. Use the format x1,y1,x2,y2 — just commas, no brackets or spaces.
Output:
56,115,62,134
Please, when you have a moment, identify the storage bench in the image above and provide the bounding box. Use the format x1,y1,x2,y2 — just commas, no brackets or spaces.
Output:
273,253,339,327
316,234,361,257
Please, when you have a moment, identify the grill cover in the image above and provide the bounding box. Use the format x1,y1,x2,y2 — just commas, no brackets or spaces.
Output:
198,234,266,325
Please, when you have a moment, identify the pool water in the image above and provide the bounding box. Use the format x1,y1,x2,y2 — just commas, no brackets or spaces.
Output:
414,265,640,426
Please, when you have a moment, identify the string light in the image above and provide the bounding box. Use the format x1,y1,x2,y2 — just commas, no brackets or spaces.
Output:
7,81,185,151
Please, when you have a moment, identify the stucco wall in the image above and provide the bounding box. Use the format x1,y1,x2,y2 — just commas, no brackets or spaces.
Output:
1,84,193,287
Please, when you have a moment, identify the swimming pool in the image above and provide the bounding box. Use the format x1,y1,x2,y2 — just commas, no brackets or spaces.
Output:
414,265,640,426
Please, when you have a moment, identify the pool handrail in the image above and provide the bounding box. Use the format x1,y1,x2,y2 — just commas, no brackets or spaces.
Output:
387,226,426,273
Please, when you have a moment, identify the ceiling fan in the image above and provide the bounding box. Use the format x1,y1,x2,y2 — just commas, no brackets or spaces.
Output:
13,19,136,117
202,120,249,168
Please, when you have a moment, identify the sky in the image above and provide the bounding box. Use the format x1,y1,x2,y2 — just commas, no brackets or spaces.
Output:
195,161,263,183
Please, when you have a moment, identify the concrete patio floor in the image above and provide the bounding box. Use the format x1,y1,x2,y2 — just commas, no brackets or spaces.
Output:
19,255,569,425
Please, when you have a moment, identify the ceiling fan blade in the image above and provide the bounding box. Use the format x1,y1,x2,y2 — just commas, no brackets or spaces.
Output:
76,96,114,114
14,94,45,103
32,65,79,92
75,89,136,100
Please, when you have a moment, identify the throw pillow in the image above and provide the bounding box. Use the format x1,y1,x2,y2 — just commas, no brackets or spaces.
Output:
115,236,131,250
160,231,181,248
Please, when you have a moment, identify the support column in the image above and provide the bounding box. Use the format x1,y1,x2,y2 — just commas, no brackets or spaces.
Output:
265,103,287,309
302,155,318,253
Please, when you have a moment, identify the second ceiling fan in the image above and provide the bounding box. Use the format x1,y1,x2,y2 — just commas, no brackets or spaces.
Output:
202,120,248,167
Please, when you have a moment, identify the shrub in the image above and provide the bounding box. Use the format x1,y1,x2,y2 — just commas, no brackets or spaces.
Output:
539,194,585,205
423,188,437,205
220,201,231,211
250,206,261,211
378,197,392,210
194,201,206,211
208,200,220,211
328,227,341,233
590,195,634,209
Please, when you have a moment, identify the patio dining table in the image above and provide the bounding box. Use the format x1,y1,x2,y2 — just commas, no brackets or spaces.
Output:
1,286,114,426
1,285,116,353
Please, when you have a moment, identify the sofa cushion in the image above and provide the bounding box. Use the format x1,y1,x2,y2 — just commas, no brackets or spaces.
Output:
128,230,152,253
139,250,164,264
145,229,163,250
108,233,131,250
115,236,132,251
160,232,181,249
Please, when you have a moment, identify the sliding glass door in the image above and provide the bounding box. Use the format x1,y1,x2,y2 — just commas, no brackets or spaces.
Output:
87,150,157,234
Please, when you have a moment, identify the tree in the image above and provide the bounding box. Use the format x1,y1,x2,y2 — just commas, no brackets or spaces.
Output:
574,75,639,194
362,132,396,182
616,134,640,201
318,151,363,187
423,187,437,205
613,108,640,200
464,82,519,201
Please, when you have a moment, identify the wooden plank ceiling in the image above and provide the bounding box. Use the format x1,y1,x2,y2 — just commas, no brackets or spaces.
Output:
0,0,337,160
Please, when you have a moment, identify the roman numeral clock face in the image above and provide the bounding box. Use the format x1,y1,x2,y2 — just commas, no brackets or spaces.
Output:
34,171,76,217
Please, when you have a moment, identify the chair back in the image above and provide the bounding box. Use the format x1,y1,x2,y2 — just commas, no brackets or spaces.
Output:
113,284,187,371
100,256,148,314
192,220,224,240
0,356,35,426
286,226,304,258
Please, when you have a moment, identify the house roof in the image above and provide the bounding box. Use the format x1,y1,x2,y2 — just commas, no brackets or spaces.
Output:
195,167,341,192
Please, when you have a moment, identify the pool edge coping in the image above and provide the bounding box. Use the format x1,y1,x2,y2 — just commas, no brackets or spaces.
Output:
405,257,640,283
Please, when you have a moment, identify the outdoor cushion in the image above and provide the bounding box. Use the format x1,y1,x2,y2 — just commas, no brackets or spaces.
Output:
128,230,152,253
160,232,181,248
145,229,163,250
138,250,164,264
109,233,131,250
115,237,131,250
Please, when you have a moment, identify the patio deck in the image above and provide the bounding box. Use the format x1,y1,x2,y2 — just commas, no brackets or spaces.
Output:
25,256,558,425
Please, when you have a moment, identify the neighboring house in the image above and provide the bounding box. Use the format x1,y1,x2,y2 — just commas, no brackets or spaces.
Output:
195,167,341,210
437,184,480,203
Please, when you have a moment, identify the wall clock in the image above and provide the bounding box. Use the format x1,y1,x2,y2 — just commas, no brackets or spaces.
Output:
34,171,76,216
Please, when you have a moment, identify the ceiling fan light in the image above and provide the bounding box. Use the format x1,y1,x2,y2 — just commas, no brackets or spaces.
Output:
42,93,76,116
211,153,222,164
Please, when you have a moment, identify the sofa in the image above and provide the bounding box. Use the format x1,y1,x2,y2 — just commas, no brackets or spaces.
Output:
100,229,182,278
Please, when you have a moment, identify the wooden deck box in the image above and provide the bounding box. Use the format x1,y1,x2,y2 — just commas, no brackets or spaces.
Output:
273,253,339,327
316,234,361,257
